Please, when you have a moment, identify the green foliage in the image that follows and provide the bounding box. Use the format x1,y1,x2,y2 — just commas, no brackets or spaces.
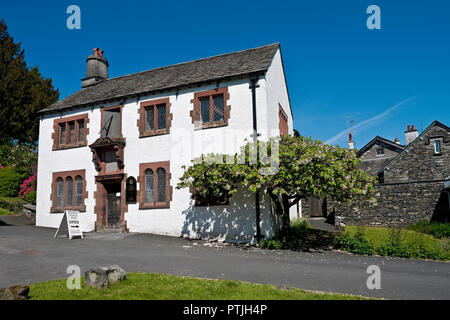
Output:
0,166,28,198
260,219,310,250
0,207,15,215
23,190,36,205
177,135,375,232
376,227,450,260
0,19,59,144
0,142,37,175
334,227,375,255
0,196,26,213
407,221,450,239
339,226,450,261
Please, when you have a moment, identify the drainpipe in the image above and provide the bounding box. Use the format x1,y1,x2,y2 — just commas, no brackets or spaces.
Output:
249,74,262,242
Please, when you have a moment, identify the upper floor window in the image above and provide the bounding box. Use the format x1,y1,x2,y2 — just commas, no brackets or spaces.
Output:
190,87,230,129
51,170,87,212
138,98,172,138
102,106,121,138
52,114,89,151
139,161,172,209
433,139,442,155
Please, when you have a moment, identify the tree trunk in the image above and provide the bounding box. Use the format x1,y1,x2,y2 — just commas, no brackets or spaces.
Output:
281,195,291,232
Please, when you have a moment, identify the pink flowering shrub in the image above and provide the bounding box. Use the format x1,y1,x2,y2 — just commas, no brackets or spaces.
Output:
18,166,37,204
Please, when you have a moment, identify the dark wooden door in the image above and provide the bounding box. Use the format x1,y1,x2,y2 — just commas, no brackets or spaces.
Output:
309,197,323,217
107,192,121,228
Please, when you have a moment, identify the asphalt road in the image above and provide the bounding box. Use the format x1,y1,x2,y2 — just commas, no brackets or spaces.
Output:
1,223,449,299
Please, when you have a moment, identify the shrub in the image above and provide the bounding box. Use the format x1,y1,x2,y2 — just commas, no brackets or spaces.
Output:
0,166,29,198
374,227,450,260
334,227,374,255
407,221,450,239
23,190,36,205
0,196,26,213
260,219,310,250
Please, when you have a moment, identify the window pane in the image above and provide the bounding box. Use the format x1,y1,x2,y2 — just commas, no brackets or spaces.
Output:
75,176,83,206
59,124,66,145
68,121,75,144
57,178,64,207
157,168,166,202
77,120,84,142
435,140,440,153
145,107,154,131
200,97,210,123
66,177,73,206
145,169,154,203
157,104,166,129
213,95,224,122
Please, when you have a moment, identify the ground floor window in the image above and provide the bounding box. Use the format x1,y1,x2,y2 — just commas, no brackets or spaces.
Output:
138,161,172,209
51,169,87,212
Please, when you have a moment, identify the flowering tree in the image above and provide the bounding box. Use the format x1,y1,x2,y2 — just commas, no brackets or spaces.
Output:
177,135,375,231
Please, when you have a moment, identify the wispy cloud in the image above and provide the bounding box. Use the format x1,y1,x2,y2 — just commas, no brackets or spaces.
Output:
326,96,417,145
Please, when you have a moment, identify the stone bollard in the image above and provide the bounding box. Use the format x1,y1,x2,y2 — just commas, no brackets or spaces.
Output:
0,285,30,300
84,265,127,289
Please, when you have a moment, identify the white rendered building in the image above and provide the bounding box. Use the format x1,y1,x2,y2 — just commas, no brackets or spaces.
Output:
36,44,294,242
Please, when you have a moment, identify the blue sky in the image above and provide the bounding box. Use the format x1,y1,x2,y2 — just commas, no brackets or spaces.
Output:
2,0,449,148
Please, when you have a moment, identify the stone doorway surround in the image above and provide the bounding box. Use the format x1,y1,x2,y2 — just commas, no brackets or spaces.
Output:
94,173,128,232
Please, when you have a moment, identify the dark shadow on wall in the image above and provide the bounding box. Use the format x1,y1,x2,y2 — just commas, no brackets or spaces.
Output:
181,191,268,243
431,189,450,223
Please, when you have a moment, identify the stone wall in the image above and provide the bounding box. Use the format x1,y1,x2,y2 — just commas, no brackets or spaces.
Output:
335,181,447,227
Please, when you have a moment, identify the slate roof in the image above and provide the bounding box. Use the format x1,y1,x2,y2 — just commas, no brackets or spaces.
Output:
357,136,405,157
40,43,281,114
379,120,450,173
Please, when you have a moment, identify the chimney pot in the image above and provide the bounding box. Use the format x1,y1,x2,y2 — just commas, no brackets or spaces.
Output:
405,124,418,145
348,131,355,150
81,48,109,88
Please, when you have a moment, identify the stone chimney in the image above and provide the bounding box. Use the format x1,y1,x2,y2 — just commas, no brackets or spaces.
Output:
81,48,109,88
405,125,418,145
348,132,355,150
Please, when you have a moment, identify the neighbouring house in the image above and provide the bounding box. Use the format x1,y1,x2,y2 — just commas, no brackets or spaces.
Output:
334,121,450,226
36,43,295,242
301,132,405,218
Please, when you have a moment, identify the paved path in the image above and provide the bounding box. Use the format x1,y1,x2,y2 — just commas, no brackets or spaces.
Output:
1,224,449,299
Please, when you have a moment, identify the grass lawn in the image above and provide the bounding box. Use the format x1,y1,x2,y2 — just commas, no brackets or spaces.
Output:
345,226,447,252
28,272,369,300
0,207,15,216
